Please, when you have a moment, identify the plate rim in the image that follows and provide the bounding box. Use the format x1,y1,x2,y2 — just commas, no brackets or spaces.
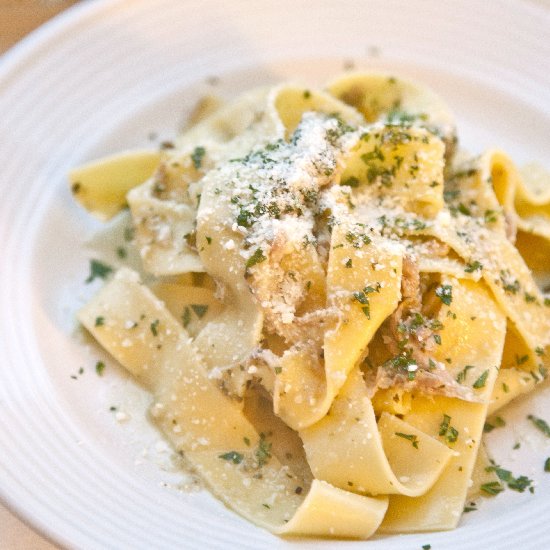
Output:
1,1,550,548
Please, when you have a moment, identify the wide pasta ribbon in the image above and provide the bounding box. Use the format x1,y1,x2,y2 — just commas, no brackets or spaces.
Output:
78,268,388,538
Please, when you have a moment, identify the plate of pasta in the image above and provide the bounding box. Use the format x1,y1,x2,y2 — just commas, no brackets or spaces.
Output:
0,1,549,548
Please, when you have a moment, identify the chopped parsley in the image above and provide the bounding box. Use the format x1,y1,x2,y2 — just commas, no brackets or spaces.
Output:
218,451,244,464
85,259,113,283
245,248,266,270
480,481,504,496
484,416,505,433
545,458,550,472
191,146,206,169
515,354,529,366
150,319,160,336
342,176,360,188
527,414,550,437
255,434,272,467
456,365,474,384
439,414,459,443
182,307,191,328
499,269,520,295
352,285,380,319
395,432,419,449
191,304,208,319
485,463,534,493
473,369,489,389
95,361,106,376
345,229,371,248
484,209,498,223
464,260,483,273
94,316,105,327
435,284,452,306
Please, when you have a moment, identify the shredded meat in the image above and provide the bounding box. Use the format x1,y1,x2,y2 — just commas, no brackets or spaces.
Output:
364,366,481,402
384,255,432,366
374,255,479,400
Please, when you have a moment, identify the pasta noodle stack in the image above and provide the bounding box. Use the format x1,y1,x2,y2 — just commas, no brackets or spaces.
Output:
71,73,550,538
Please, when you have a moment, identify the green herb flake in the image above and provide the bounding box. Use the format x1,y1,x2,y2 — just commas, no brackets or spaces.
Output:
95,316,105,327
457,202,471,216
274,366,282,375
433,334,442,345
191,304,208,319
150,319,160,336
527,414,550,437
95,361,106,376
439,414,459,444
484,416,505,433
544,458,550,472
422,545,431,550
484,209,498,223
395,432,419,449
439,414,451,436
435,284,452,306
342,176,360,188
473,369,489,389
116,246,127,259
246,248,266,270
516,354,529,366
480,481,504,496
256,434,272,467
456,365,474,384
352,285,380,319
345,258,353,268
486,464,534,493
182,307,191,328
218,451,244,464
243,437,250,447
191,146,206,169
465,260,483,273
85,259,113,283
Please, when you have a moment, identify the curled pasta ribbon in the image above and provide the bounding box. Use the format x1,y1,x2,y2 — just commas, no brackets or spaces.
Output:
301,367,454,497
327,72,456,160
78,268,388,538
272,224,403,430
380,278,506,532
126,84,363,277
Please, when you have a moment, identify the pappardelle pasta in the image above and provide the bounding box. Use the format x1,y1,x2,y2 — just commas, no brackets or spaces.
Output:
71,73,550,539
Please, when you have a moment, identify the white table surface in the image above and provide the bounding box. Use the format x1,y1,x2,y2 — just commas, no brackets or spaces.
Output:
1,0,548,548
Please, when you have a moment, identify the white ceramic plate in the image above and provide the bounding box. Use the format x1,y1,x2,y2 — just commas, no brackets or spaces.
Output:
1,1,549,548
